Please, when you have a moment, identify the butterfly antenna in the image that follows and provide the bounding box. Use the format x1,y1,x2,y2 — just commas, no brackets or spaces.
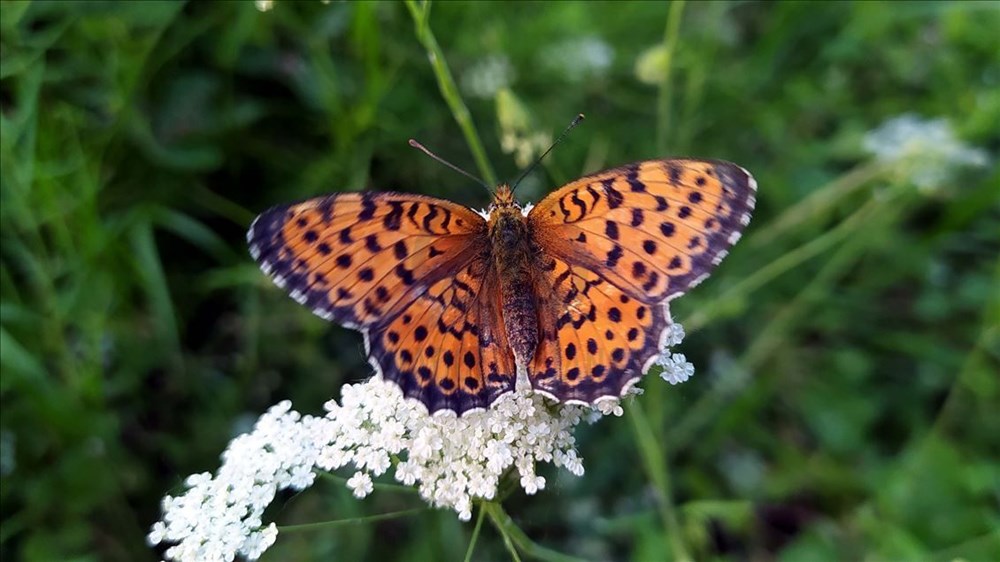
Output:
408,139,492,192
511,113,585,193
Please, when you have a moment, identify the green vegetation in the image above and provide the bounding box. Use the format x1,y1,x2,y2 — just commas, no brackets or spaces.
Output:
2,1,998,560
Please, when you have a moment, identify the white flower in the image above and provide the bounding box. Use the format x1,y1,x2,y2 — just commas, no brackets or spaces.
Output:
863,114,990,192
634,44,670,85
658,353,695,385
152,321,692,560
496,88,552,169
662,323,686,348
461,55,515,99
539,37,613,83
347,472,374,498
254,0,273,12
501,130,553,169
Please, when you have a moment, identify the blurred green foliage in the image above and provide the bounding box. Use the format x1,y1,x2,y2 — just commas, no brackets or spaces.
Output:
1,1,998,560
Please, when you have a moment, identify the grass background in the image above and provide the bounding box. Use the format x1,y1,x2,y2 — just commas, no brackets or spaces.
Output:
2,1,998,560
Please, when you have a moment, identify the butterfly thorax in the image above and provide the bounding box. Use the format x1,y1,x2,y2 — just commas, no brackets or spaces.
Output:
487,184,539,372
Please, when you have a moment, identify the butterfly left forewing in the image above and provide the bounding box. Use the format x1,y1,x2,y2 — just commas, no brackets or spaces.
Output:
249,191,486,328
249,191,518,414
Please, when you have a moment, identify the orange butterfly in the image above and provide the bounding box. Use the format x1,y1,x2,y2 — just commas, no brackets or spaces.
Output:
248,143,755,415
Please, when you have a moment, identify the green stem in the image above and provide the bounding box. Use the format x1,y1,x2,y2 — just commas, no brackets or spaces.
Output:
656,0,686,154
748,161,886,248
683,188,886,333
863,256,999,518
671,188,909,453
318,471,418,494
405,0,497,185
464,502,487,562
483,502,587,562
627,402,692,562
279,507,428,532
739,192,908,371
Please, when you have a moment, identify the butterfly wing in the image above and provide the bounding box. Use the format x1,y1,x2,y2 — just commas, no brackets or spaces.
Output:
248,192,516,414
527,159,756,403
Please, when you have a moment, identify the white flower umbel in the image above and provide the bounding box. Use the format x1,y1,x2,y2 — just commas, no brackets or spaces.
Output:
539,36,613,83
317,377,588,522
148,402,322,562
461,55,515,99
863,114,989,193
151,321,692,561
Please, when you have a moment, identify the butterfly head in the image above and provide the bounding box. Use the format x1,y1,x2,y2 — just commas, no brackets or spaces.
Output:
488,184,521,214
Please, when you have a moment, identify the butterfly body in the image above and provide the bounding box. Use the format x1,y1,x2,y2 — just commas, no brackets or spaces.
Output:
249,158,756,415
486,184,541,370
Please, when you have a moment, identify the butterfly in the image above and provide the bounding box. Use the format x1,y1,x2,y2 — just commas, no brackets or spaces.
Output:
248,155,755,415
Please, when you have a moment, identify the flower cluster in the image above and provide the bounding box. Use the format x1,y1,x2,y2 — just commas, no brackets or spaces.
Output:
151,322,694,561
539,36,614,83
322,377,590,520
495,88,553,169
863,114,989,192
657,323,694,385
148,402,323,562
461,55,515,99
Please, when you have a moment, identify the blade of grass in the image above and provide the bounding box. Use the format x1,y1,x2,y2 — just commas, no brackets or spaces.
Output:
656,0,685,154
404,0,497,186
683,187,888,333
627,401,692,562
671,187,911,453
130,217,182,365
748,161,887,248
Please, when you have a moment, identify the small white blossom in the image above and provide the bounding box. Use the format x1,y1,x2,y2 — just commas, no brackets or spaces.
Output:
254,0,273,12
241,524,278,560
593,398,624,417
346,472,374,498
152,321,691,559
658,352,695,385
863,114,990,192
501,130,553,169
663,323,686,347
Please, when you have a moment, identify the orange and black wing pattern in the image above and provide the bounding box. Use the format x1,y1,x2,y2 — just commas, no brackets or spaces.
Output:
527,159,756,402
248,192,516,414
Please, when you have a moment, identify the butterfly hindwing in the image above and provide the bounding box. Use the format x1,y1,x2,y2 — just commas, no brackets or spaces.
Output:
248,192,515,413
530,255,672,404
367,263,516,414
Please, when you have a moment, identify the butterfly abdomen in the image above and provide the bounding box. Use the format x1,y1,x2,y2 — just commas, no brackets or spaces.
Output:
489,206,539,370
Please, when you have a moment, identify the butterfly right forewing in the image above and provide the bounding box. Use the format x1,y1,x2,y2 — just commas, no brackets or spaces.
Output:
525,159,756,403
529,159,756,302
